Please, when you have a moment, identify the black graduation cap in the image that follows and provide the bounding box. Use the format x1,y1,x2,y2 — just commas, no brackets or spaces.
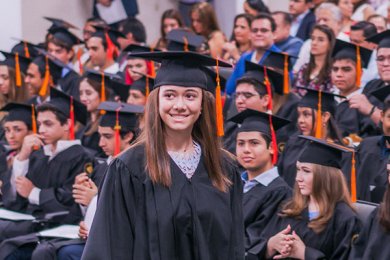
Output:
50,27,83,47
332,40,372,68
203,67,227,94
229,109,290,136
44,16,78,34
298,135,352,169
128,51,232,91
84,69,129,102
123,44,161,53
11,39,39,59
98,101,143,130
91,25,126,47
0,102,36,130
166,28,206,51
297,87,344,115
371,85,390,103
242,60,284,95
0,51,31,74
366,29,390,48
130,76,155,96
45,88,87,125
262,49,295,71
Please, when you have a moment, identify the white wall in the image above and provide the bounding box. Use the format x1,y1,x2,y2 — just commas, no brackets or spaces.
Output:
0,0,22,51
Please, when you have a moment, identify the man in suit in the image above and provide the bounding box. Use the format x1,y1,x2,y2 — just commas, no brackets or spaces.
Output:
289,0,315,41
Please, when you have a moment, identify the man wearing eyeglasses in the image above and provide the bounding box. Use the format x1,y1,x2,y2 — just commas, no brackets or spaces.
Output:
225,13,282,95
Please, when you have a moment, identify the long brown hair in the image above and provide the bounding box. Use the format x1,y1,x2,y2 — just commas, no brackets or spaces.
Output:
160,9,184,40
379,183,390,232
134,89,232,192
191,2,220,37
0,66,29,108
280,164,354,233
304,24,335,86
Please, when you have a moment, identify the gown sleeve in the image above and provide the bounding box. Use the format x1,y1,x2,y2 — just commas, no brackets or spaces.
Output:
81,157,143,260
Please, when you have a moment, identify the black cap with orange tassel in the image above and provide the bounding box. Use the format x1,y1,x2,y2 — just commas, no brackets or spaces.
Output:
0,51,31,87
90,25,125,60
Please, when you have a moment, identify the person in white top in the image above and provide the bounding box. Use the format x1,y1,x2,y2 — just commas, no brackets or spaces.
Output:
351,0,375,21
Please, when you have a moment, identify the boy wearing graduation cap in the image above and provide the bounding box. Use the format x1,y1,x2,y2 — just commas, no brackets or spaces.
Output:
331,39,380,138
229,109,291,253
347,29,390,126
47,27,83,98
87,25,123,74
25,55,63,106
127,75,154,106
0,88,92,242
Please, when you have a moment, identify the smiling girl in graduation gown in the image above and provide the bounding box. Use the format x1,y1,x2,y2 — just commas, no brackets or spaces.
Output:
82,51,244,260
246,136,360,259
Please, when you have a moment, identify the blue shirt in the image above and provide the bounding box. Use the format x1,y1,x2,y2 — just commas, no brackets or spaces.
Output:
275,36,303,65
308,211,319,220
241,166,279,193
380,136,390,159
225,44,281,95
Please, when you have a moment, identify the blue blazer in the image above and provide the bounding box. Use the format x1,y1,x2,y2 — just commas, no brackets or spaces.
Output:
295,11,316,41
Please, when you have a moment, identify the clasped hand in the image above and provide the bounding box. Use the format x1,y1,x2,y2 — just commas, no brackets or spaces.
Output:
267,225,306,259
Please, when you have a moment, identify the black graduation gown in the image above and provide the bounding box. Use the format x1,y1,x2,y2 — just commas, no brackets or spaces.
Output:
246,202,360,260
58,70,81,100
362,79,386,109
0,145,93,241
243,176,292,251
335,100,380,138
349,206,390,260
223,120,239,154
82,144,245,260
356,136,388,203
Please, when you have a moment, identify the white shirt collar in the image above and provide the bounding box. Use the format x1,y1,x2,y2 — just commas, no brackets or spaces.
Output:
43,139,81,160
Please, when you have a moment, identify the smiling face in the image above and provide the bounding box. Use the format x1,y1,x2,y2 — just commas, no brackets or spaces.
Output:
250,18,275,50
296,161,314,196
79,79,100,112
158,86,202,134
4,121,30,151
236,131,273,173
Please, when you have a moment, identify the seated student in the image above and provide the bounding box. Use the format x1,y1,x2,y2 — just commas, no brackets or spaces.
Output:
77,70,129,157
0,88,92,242
47,27,83,99
356,88,390,203
224,60,299,155
25,54,63,106
278,88,344,187
349,160,390,259
127,75,153,106
332,39,380,138
122,44,156,85
246,136,360,259
0,102,143,260
229,109,292,252
0,103,35,209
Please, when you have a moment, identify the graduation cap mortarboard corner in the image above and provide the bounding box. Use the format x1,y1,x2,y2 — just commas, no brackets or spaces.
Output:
130,76,155,98
44,16,79,34
297,87,345,138
0,102,36,130
123,44,161,53
366,29,390,48
129,51,232,136
10,38,39,59
50,27,83,48
166,28,206,52
98,101,144,155
229,109,291,164
332,39,373,88
298,135,357,202
202,67,226,95
0,51,31,87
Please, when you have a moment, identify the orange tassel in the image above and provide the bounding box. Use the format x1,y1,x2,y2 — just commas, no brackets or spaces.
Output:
77,47,83,74
145,77,150,98
15,53,22,87
101,72,106,102
23,41,30,58
356,46,362,88
351,152,357,202
263,67,273,111
183,36,189,52
69,96,75,140
39,56,51,97
114,107,122,156
315,90,322,138
104,31,118,60
31,105,37,134
269,114,278,165
283,53,289,94
215,59,224,137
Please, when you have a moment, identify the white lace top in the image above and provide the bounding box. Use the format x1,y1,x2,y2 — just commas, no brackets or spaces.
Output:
168,141,201,179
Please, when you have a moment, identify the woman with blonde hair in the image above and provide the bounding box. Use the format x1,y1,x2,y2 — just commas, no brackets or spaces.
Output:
247,136,359,259
191,2,226,58
82,51,244,259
